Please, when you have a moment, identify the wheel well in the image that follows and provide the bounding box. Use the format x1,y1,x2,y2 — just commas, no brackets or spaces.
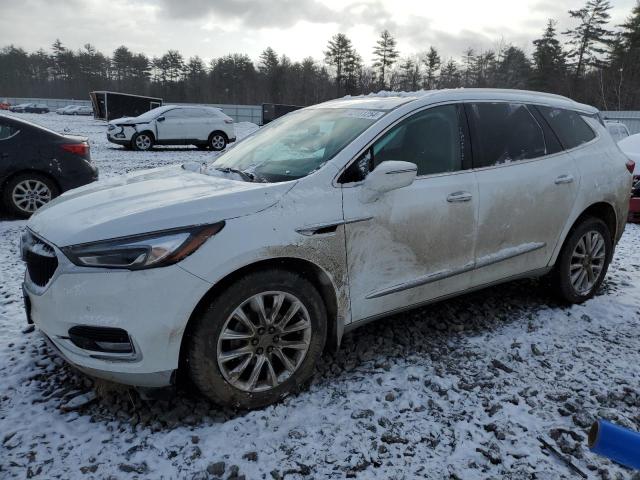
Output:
136,130,155,141
573,202,617,241
1,170,61,196
209,130,228,141
177,257,340,376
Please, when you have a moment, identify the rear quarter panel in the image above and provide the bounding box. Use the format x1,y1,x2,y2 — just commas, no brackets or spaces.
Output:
550,119,631,264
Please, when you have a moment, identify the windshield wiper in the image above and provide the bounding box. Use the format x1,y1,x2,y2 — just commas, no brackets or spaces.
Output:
214,167,256,182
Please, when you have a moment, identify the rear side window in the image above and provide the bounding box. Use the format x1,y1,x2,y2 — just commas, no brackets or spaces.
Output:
183,108,210,118
537,106,595,150
467,103,546,167
0,122,18,141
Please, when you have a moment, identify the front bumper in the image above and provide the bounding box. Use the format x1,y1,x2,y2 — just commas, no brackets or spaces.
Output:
106,134,131,146
23,239,212,387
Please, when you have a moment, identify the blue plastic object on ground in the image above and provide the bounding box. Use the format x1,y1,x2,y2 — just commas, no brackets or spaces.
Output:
589,419,640,469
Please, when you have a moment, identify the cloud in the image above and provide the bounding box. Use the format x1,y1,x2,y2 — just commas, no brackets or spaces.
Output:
1,0,637,67
156,0,337,27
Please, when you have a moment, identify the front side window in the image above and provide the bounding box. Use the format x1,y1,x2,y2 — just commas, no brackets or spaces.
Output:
537,106,596,150
468,103,546,168
163,109,186,119
341,104,465,182
213,108,382,182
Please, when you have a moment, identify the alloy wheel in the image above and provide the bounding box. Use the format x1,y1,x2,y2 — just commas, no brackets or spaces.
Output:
210,135,226,150
135,134,152,150
11,179,52,213
570,230,606,295
217,291,312,392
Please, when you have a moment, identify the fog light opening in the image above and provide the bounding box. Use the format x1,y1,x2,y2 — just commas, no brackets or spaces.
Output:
68,326,134,354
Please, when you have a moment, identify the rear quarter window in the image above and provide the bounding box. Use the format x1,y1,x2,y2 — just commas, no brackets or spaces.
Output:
537,106,596,150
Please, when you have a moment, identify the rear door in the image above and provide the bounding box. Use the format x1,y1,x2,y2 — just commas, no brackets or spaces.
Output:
466,102,580,287
181,108,210,141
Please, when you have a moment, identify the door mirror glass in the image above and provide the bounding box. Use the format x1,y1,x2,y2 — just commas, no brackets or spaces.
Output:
361,160,417,203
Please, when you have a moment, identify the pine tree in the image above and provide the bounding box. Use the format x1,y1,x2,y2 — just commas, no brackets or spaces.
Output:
372,30,399,89
608,2,640,109
51,39,66,81
422,47,441,89
439,59,461,88
531,20,567,93
494,46,531,89
398,57,420,91
343,48,362,96
324,34,354,96
563,0,613,81
461,48,476,87
258,47,280,102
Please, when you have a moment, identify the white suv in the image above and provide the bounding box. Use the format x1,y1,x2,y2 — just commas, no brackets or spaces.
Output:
23,89,633,409
107,105,236,151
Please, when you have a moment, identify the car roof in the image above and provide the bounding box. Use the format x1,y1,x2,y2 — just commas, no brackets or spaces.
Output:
313,88,598,114
164,104,222,110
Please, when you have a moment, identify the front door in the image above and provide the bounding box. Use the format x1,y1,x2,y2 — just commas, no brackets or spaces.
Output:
465,102,580,286
156,108,189,141
341,104,478,322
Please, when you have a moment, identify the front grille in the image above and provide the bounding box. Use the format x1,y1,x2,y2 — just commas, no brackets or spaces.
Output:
24,233,58,287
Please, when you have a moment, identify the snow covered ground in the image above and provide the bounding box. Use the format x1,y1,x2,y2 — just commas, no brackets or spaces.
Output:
2,113,640,479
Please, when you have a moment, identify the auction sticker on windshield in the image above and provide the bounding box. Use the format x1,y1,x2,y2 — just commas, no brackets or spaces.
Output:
341,109,386,120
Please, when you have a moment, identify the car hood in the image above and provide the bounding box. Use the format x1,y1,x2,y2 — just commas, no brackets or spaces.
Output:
28,165,295,247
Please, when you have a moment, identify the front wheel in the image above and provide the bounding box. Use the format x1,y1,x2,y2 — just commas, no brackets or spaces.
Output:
551,217,612,303
131,132,154,151
208,132,227,151
187,270,327,409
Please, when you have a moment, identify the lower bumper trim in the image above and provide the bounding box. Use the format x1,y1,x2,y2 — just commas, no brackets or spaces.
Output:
40,331,174,387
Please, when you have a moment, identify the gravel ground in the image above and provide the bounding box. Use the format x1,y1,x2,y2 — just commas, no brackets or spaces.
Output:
1,113,640,479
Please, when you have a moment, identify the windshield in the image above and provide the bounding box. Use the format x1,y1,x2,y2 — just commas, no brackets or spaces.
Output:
213,108,383,182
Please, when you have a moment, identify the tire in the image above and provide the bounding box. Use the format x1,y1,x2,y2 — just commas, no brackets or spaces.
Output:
3,173,59,218
551,217,612,304
131,132,154,151
208,132,227,151
187,269,327,409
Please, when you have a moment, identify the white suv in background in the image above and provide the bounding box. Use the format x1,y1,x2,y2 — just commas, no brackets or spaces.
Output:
107,105,236,151
24,89,632,409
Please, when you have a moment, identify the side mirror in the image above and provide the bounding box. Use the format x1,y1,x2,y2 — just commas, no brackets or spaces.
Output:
157,116,165,122
360,160,417,203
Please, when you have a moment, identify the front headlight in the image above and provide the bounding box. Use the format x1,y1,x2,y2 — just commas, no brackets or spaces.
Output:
61,222,224,270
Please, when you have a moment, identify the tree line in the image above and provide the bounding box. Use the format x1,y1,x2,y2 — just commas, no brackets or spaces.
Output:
0,0,638,110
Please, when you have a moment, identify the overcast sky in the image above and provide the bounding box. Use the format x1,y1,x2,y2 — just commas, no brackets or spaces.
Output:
0,0,636,64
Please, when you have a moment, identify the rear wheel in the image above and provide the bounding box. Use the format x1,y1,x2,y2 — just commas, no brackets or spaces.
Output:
551,217,612,303
131,132,154,151
3,173,59,218
208,132,227,151
187,270,327,409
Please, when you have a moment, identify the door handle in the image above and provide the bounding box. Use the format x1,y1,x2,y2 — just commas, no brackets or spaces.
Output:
447,191,472,203
555,174,574,185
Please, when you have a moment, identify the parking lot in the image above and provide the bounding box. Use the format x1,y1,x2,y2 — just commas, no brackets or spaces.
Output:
1,113,640,479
